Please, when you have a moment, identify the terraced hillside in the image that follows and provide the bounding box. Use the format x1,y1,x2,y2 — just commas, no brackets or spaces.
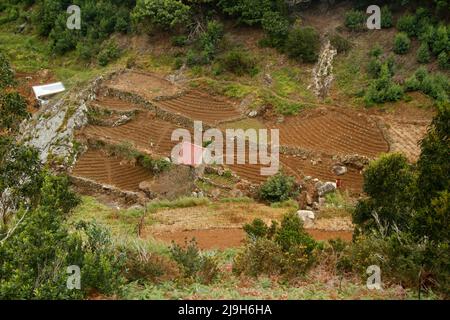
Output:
72,149,153,191
156,90,242,125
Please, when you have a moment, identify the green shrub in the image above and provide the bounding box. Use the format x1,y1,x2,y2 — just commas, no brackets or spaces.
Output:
0,51,15,89
171,35,188,47
0,91,29,132
404,75,421,92
438,51,449,70
132,0,191,31
364,63,404,105
97,41,121,67
380,6,393,28
285,27,320,63
218,0,275,26
344,10,365,31
431,25,448,56
394,32,411,55
417,42,431,63
199,20,224,62
234,213,318,278
258,172,299,203
397,14,416,37
169,239,219,284
261,11,289,48
329,33,351,54
219,49,258,76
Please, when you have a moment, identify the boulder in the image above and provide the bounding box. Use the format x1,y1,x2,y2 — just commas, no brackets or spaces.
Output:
248,110,258,118
297,210,315,227
317,181,336,196
332,165,347,176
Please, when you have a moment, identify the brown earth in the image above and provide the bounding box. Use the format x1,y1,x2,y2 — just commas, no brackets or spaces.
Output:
156,89,242,125
71,149,153,191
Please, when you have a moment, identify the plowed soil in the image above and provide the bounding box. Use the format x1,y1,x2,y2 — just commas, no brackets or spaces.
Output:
106,71,182,100
92,95,143,112
156,90,242,124
81,112,186,156
269,108,389,158
72,149,153,191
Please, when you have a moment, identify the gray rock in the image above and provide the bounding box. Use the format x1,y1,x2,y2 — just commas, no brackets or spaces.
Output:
332,165,347,176
297,210,315,227
317,181,337,196
248,110,258,118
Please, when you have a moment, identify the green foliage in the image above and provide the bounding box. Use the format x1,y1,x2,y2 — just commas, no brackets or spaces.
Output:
171,35,188,47
218,0,276,26
380,6,393,28
438,51,449,70
417,42,431,63
169,239,219,284
364,62,404,105
404,67,449,103
285,27,320,63
393,32,411,55
198,20,224,63
344,10,365,31
353,153,415,235
329,33,351,54
97,41,121,67
132,0,191,31
261,11,289,48
396,14,417,37
0,51,15,89
258,172,299,203
234,213,318,278
431,25,449,56
0,91,29,132
218,49,258,76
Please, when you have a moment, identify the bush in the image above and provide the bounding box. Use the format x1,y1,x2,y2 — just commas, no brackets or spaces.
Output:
218,49,258,76
329,33,351,54
0,91,29,132
397,14,416,37
0,51,15,89
344,10,365,31
285,27,320,63
258,172,299,203
438,51,449,70
198,20,225,63
234,213,318,278
364,63,404,105
417,42,431,63
169,239,219,284
431,25,448,56
171,35,188,47
380,6,393,28
219,0,275,26
97,41,121,67
261,11,289,48
132,0,191,31
393,32,411,55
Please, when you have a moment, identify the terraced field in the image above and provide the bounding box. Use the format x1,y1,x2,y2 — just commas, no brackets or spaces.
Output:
156,90,242,124
270,109,389,158
72,149,153,191
92,95,142,112
82,112,186,156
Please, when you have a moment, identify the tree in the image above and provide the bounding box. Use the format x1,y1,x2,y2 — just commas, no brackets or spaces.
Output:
417,42,431,64
432,25,448,55
380,6,393,29
261,11,289,48
132,0,191,31
394,32,411,55
285,27,320,63
344,10,365,31
353,153,416,235
218,0,274,26
0,91,29,132
364,62,404,105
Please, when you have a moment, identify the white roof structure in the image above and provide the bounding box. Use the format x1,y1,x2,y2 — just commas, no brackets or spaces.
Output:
32,82,65,99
